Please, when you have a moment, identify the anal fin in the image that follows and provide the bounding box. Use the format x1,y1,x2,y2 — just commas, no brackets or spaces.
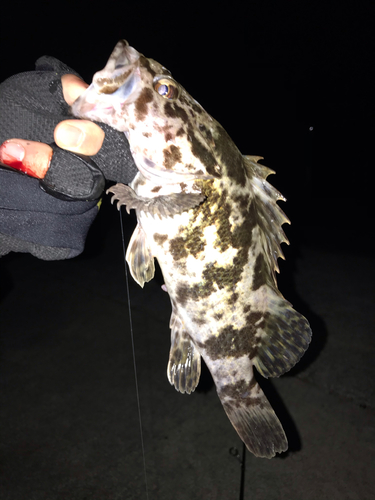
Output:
167,312,201,394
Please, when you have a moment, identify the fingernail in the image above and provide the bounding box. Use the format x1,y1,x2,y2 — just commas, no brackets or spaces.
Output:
0,141,26,164
55,124,84,148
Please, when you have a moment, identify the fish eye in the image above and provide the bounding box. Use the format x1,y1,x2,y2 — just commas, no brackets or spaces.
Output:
154,77,179,100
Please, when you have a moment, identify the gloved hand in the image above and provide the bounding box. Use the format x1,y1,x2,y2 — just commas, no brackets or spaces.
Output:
0,56,137,260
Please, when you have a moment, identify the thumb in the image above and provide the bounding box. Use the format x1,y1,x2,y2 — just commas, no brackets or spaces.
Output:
54,120,105,156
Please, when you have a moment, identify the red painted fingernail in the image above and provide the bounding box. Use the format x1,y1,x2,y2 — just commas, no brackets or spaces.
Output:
0,141,36,177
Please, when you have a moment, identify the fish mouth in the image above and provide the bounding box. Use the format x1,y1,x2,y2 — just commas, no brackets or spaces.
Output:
91,40,141,101
71,40,142,123
100,40,140,74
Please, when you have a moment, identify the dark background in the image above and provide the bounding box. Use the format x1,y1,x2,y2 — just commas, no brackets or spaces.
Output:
1,2,374,499
2,1,373,247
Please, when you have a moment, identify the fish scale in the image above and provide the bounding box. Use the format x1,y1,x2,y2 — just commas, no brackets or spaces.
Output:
72,39,312,458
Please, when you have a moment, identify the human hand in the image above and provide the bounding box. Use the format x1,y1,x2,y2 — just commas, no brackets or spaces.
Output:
0,56,137,259
0,55,137,200
0,74,105,180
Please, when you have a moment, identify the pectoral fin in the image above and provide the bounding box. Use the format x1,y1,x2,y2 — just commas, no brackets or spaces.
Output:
125,223,155,287
167,311,201,394
107,183,205,218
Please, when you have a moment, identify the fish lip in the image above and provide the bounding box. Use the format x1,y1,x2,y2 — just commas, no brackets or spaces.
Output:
101,39,140,72
91,40,141,100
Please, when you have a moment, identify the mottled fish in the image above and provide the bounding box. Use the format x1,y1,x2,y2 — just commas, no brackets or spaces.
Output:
72,40,312,458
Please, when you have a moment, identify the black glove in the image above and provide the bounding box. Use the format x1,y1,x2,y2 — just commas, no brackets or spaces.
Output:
0,56,137,260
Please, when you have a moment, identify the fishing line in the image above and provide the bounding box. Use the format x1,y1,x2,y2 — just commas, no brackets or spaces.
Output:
230,443,246,500
239,443,246,500
119,207,150,500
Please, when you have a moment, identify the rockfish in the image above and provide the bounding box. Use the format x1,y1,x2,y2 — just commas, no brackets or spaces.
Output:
72,40,312,458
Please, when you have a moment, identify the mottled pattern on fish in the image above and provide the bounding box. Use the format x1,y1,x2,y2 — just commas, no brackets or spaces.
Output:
72,40,312,458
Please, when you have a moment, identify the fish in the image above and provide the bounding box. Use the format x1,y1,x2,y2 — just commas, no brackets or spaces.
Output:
72,40,312,458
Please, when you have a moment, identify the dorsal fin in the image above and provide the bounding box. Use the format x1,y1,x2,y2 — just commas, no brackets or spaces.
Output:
244,155,290,283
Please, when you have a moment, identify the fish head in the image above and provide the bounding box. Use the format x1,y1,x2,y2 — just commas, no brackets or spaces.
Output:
72,40,222,184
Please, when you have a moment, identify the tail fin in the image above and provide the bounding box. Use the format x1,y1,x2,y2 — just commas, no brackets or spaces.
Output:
218,378,287,458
